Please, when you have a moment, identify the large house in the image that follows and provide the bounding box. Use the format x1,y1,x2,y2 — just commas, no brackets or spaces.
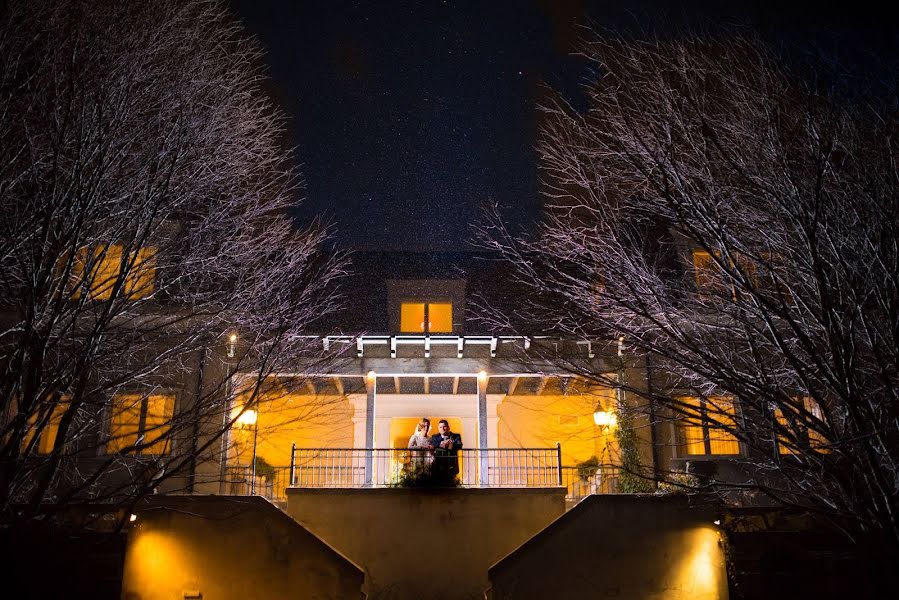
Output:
11,248,810,599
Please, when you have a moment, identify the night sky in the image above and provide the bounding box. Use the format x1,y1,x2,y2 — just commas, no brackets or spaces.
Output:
230,0,895,251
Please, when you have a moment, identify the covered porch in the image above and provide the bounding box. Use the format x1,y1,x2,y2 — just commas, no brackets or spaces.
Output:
222,335,629,504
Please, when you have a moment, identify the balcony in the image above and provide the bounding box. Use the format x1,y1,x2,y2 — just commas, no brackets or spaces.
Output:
223,446,620,506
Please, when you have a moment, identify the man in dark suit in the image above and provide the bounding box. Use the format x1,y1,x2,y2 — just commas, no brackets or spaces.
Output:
429,419,463,482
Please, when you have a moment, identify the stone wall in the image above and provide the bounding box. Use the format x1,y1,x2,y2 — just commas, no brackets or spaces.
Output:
489,494,729,600
286,487,567,600
121,496,363,600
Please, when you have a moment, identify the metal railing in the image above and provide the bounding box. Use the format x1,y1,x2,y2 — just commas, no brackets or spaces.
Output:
222,450,620,504
224,465,293,502
289,445,563,489
560,464,620,501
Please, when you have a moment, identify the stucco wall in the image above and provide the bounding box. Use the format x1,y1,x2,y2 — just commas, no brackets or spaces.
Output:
489,494,729,600
498,392,614,465
286,487,566,600
121,496,364,600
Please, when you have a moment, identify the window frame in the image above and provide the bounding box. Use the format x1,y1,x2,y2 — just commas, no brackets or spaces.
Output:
399,300,454,334
677,395,742,457
774,396,830,455
70,243,157,301
21,395,70,456
106,392,176,456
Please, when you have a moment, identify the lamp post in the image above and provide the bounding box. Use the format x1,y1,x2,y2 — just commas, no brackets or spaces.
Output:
592,408,618,492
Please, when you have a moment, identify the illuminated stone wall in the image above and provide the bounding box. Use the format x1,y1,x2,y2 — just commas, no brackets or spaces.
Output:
121,496,363,600
488,494,729,600
286,487,567,600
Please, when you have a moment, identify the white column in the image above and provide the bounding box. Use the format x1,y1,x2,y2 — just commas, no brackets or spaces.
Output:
364,373,376,486
477,373,489,485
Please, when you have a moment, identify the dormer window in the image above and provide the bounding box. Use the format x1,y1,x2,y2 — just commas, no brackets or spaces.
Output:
387,279,464,334
400,301,453,333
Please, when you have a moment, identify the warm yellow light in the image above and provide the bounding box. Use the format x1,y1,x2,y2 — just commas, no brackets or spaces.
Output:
593,410,618,427
129,513,137,523
367,370,376,381
477,370,488,382
400,303,426,332
236,408,257,427
427,302,453,332
229,333,237,343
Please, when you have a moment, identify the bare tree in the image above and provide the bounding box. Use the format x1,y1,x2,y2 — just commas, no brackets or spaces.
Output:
477,31,899,552
0,0,345,525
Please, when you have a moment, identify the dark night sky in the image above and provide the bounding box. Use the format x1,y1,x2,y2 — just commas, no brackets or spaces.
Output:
230,0,895,251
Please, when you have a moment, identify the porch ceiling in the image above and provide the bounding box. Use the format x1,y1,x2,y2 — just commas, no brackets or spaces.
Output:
302,374,604,396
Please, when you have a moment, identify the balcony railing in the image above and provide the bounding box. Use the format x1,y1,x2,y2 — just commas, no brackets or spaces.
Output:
289,447,564,490
560,465,620,501
222,448,620,504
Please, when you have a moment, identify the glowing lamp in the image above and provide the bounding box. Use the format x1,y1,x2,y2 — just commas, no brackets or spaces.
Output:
236,408,257,427
129,513,137,523
593,410,618,428
477,370,488,382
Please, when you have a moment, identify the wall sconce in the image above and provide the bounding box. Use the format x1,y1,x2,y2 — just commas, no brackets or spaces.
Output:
227,332,238,358
593,410,618,428
236,408,257,427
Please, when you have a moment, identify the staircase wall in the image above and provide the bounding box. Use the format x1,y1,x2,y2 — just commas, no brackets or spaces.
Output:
286,487,567,600
121,496,364,600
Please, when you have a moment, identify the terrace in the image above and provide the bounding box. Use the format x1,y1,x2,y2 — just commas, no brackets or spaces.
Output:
224,445,620,505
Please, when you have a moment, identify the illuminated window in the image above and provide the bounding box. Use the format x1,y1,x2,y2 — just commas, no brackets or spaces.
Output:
23,398,69,455
680,396,740,456
72,244,156,300
107,394,174,455
693,249,791,304
692,250,727,300
775,397,829,454
399,302,453,333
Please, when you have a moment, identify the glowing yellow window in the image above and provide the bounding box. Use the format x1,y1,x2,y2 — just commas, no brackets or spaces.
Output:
400,303,426,332
707,398,740,455
692,250,725,298
775,397,829,454
72,245,156,300
681,396,707,455
107,394,174,455
427,303,453,333
399,302,453,333
23,398,69,455
143,395,175,455
680,396,740,456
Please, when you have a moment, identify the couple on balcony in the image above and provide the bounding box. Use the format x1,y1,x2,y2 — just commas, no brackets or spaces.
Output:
407,418,463,480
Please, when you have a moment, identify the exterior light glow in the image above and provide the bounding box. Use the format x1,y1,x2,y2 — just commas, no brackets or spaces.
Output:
713,519,721,526
229,333,237,343
367,370,376,382
593,410,618,428
477,370,488,382
129,513,137,523
236,408,257,427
